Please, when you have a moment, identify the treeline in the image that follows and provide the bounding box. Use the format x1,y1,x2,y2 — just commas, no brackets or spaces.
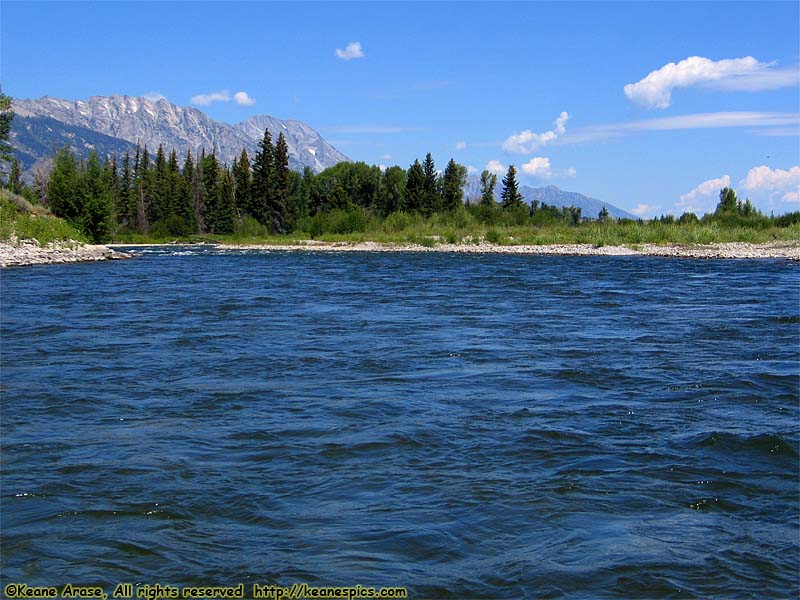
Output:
36,133,493,242
41,129,293,242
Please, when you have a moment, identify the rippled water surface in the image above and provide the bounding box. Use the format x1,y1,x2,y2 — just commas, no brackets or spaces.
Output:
2,247,798,598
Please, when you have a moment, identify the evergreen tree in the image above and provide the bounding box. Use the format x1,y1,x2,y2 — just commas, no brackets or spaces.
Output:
7,157,22,195
135,146,151,233
480,170,497,206
232,148,251,216
103,154,120,230
47,148,81,220
119,152,134,228
500,165,524,210
421,152,440,215
176,150,195,232
269,132,290,234
191,155,206,233
598,205,610,223
212,169,237,234
251,128,274,224
81,150,113,242
716,187,738,214
0,89,13,168
151,144,169,223
441,158,467,212
405,159,425,213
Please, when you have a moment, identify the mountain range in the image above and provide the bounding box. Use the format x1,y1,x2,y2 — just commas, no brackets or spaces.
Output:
11,95,349,175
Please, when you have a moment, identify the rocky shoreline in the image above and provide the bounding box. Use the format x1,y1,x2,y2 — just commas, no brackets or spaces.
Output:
0,238,134,268
215,240,800,260
3,239,798,268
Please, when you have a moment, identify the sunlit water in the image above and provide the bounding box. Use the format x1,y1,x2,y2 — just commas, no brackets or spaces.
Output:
2,247,798,598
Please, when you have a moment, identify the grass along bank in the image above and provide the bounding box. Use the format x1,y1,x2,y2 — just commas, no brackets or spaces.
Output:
111,208,800,248
0,189,87,245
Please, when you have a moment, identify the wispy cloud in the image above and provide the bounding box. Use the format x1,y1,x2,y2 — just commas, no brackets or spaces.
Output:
335,41,365,61
624,56,799,109
191,90,230,106
740,165,800,203
503,112,570,154
455,141,467,150
562,112,800,144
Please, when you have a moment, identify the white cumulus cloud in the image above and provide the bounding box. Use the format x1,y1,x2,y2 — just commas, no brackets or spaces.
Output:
630,203,659,217
455,141,467,150
740,165,800,203
503,112,570,154
521,157,552,178
234,91,256,106
486,160,506,175
676,175,731,214
467,165,478,175
624,56,799,109
335,41,365,61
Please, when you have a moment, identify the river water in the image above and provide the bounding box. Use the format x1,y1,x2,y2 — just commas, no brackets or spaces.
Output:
1,247,798,598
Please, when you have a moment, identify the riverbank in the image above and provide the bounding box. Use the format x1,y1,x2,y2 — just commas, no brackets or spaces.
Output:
1,237,133,268
211,240,800,260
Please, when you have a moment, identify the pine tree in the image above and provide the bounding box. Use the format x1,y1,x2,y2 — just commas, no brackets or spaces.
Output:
81,150,113,243
500,165,524,210
7,157,22,195
421,152,440,215
119,152,133,228
716,187,738,214
136,146,151,233
232,148,251,216
191,155,207,233
47,148,81,221
598,206,610,223
405,159,425,213
212,169,237,234
251,128,274,225
269,132,290,234
0,89,13,167
200,151,220,232
441,158,466,212
178,150,196,232
103,154,120,230
480,170,497,206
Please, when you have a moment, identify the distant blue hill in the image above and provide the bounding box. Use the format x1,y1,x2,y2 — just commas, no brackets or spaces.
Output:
520,185,636,220
464,176,635,219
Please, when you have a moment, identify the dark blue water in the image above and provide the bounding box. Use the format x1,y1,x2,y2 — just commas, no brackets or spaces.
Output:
2,247,798,599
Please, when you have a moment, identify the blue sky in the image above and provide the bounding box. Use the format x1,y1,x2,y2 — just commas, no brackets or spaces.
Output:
2,1,798,215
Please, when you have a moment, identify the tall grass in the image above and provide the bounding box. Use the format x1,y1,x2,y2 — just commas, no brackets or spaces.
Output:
105,204,800,247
